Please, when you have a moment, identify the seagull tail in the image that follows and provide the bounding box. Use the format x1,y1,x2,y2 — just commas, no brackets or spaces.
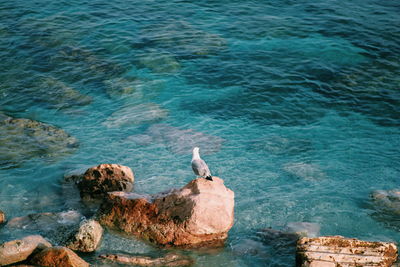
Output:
206,175,213,181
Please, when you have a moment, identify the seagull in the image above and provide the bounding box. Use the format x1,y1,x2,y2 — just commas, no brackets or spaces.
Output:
191,147,213,181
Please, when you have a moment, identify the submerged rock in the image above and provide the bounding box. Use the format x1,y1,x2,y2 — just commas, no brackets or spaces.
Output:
65,219,103,253
137,50,180,73
30,76,92,109
30,246,89,267
97,177,234,247
103,77,164,100
283,162,326,181
128,124,224,155
103,103,168,128
99,252,194,267
77,164,134,199
0,210,5,224
0,235,52,266
296,236,398,267
372,189,400,215
0,114,78,169
284,222,320,238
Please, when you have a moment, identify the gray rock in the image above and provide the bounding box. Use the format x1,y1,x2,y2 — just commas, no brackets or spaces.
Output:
283,162,326,181
100,252,194,267
65,219,103,252
0,235,52,266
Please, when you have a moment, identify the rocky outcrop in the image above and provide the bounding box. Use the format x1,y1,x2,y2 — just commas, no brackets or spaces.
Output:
65,219,103,252
372,189,400,215
296,236,398,267
99,252,194,266
97,177,234,247
0,235,52,266
0,114,78,169
0,210,5,224
77,164,134,199
30,246,89,267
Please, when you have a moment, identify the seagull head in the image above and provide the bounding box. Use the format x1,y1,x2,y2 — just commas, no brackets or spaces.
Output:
192,147,200,159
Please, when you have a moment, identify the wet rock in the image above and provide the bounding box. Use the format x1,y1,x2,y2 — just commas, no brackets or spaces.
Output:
30,246,89,267
128,124,224,155
283,162,326,181
137,50,180,73
30,76,92,109
0,114,79,169
0,235,52,266
0,209,5,224
77,164,134,199
97,177,234,247
296,236,398,267
284,222,320,238
103,77,164,100
6,211,82,245
99,252,194,266
65,219,103,252
103,103,168,128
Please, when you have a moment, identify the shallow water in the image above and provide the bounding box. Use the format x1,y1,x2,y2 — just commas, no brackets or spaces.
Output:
0,0,400,266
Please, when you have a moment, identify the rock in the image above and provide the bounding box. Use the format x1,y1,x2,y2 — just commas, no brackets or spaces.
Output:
138,50,180,73
296,236,398,267
372,189,400,215
103,77,164,99
6,211,82,245
0,235,52,266
77,164,134,199
31,76,92,109
283,162,326,181
284,222,320,238
0,114,79,169
128,124,224,155
99,252,194,266
30,246,89,267
65,219,103,252
0,210,5,224
97,177,234,247
103,103,168,128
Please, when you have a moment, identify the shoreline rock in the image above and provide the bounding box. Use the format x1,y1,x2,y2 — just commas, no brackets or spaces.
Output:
0,210,5,224
0,235,52,266
97,177,234,247
99,252,194,267
77,163,134,199
65,219,103,252
30,246,89,267
296,236,398,267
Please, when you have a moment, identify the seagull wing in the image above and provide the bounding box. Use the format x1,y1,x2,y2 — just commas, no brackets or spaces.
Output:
191,158,211,177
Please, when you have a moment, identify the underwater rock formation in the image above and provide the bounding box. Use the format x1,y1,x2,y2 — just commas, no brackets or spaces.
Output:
76,164,134,199
103,103,168,128
97,177,234,247
128,123,224,155
30,246,89,267
0,114,78,169
0,235,52,266
296,236,397,267
99,252,194,267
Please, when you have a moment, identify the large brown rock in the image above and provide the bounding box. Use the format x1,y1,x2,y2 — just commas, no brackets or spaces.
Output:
77,163,134,198
0,235,52,266
29,246,89,267
65,219,103,252
0,210,5,224
296,236,398,267
97,177,234,247
99,252,194,266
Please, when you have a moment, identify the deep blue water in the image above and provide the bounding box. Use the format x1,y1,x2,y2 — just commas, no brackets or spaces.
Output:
0,0,400,266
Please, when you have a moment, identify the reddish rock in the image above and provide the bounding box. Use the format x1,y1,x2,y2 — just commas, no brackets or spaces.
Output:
77,163,134,198
296,236,398,267
97,177,234,247
30,246,89,267
66,219,103,252
99,252,194,266
0,210,5,224
0,235,52,266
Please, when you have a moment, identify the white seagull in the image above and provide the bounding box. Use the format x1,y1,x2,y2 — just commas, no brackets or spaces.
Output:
191,147,213,181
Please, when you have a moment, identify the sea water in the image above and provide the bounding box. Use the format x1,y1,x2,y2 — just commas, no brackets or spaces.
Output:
0,0,399,266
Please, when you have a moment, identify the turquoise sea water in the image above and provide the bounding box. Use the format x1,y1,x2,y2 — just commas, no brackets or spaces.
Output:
1,0,400,266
